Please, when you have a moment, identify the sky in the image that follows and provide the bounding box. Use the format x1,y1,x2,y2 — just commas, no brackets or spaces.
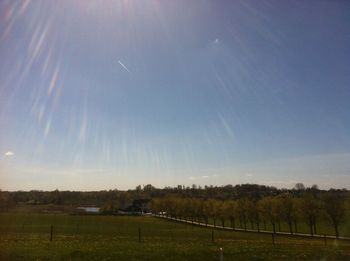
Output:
0,0,349,191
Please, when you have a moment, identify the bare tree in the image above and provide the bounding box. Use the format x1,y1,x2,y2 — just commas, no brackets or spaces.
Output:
203,199,219,227
258,197,280,234
246,199,260,231
294,183,306,191
226,200,238,229
237,198,248,230
322,191,346,238
277,193,294,234
301,193,319,236
292,197,302,233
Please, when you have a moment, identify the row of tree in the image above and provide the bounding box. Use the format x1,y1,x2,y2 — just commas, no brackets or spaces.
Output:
149,191,347,238
1,183,325,207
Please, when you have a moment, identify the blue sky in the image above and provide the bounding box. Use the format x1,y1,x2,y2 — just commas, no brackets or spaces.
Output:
1,0,349,190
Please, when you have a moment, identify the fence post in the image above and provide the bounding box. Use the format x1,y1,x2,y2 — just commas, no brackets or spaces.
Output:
219,247,223,261
212,229,214,242
138,227,141,242
50,224,53,242
271,233,275,245
324,234,327,246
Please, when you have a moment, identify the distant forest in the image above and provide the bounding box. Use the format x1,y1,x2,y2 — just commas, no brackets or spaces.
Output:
0,183,348,209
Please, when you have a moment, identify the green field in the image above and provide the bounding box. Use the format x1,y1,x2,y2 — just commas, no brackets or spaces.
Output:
1,213,350,260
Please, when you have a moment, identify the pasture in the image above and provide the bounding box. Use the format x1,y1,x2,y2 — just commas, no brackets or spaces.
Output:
1,213,350,260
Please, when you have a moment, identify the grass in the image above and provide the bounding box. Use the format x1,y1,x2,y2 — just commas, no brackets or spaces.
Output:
1,213,350,260
203,214,350,238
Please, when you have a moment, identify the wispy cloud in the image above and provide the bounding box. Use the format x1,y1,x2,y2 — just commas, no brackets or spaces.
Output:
4,151,14,156
118,60,130,73
189,174,218,180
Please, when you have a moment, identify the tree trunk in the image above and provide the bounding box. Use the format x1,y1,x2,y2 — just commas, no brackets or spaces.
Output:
256,221,260,232
288,221,293,235
230,217,235,229
309,216,313,237
294,220,298,233
313,217,317,235
334,223,339,238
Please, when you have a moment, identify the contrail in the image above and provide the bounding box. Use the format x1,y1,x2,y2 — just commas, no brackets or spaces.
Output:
118,60,130,73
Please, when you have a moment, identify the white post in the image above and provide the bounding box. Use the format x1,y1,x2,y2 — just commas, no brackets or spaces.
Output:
219,248,223,261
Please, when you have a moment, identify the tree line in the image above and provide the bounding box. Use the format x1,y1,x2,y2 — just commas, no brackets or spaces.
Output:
149,190,348,238
1,183,331,207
